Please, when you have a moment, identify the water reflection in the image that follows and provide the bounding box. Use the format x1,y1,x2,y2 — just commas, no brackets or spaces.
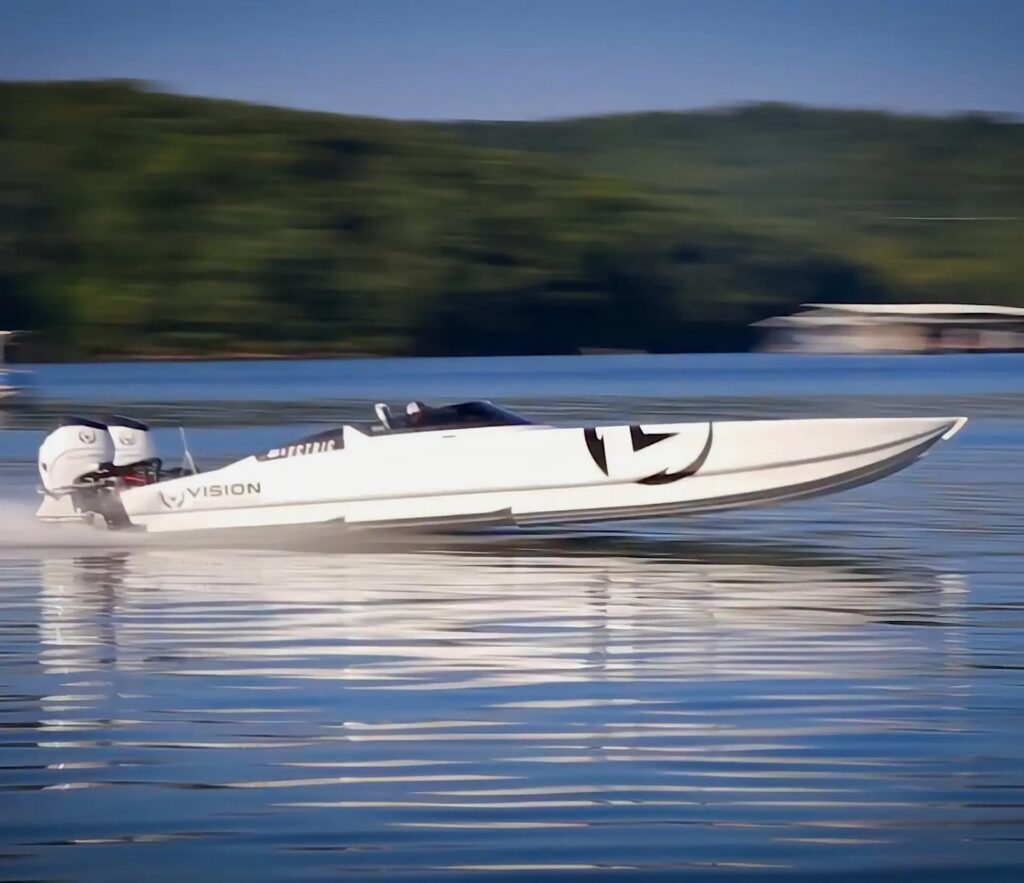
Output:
7,539,1017,880
32,538,967,685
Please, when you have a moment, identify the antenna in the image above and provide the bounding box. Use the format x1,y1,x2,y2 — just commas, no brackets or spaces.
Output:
179,427,198,475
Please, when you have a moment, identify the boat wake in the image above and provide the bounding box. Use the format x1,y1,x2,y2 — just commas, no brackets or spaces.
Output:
0,500,154,550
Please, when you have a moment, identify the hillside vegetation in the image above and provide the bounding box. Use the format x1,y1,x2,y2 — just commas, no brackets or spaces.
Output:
444,105,1024,306
2,81,1021,358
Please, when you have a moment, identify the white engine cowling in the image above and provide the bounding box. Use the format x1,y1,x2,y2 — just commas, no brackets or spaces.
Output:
106,416,157,466
38,419,115,492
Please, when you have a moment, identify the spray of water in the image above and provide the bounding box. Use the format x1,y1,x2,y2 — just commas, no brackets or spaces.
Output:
0,496,455,555
0,499,153,550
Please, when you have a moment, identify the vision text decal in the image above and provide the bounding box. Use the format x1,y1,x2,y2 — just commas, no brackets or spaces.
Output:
160,482,261,510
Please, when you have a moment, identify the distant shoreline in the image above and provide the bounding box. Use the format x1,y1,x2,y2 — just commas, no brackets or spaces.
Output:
6,348,665,364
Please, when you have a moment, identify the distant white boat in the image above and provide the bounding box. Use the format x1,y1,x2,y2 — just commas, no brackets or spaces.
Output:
0,331,22,402
754,303,1024,353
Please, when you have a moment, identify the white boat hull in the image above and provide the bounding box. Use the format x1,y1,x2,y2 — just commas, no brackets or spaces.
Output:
35,414,965,536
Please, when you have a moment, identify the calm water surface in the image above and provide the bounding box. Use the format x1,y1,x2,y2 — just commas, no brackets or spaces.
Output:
1,354,1022,881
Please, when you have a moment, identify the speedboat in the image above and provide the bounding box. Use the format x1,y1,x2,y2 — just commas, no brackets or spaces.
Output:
35,400,967,535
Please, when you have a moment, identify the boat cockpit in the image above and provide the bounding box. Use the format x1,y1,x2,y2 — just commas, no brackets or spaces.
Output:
252,401,534,463
370,400,533,434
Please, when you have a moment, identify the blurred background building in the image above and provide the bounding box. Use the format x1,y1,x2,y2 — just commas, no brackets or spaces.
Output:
754,303,1024,353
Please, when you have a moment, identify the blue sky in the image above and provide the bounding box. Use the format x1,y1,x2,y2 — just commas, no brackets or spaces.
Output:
3,0,1022,119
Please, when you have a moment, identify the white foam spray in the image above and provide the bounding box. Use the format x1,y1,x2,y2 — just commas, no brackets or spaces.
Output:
0,498,152,551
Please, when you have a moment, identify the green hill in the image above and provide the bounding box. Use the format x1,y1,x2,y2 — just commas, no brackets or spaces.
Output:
2,82,1021,358
442,104,1024,306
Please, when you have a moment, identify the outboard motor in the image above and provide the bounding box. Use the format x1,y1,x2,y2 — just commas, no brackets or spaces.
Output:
38,413,184,529
38,418,115,493
106,416,157,469
37,417,141,529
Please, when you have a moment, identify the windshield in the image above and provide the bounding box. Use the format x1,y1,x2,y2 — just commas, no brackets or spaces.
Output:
396,401,532,432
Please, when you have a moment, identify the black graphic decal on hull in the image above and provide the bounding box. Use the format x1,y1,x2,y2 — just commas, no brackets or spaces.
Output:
583,427,609,475
636,423,713,485
630,424,676,451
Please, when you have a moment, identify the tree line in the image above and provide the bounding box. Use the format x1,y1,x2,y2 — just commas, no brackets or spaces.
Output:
2,81,1020,359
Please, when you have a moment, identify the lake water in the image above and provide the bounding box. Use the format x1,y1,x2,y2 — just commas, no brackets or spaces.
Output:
1,353,1023,881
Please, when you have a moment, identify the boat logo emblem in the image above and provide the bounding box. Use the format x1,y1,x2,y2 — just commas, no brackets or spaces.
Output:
583,423,713,485
78,429,96,444
118,431,135,446
159,490,186,509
